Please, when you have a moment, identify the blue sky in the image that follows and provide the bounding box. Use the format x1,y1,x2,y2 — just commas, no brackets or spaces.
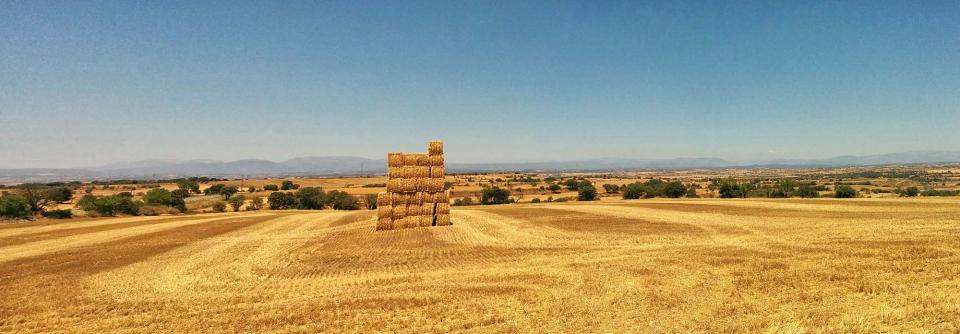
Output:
2,1,958,168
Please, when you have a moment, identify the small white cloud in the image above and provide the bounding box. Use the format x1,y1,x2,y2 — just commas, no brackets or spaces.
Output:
768,149,782,155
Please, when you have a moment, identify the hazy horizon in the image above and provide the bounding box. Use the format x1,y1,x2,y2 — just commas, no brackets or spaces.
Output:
3,1,958,169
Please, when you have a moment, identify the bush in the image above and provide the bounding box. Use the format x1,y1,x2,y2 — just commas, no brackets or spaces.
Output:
263,184,279,191
212,202,227,212
531,198,541,203
835,185,858,198
365,194,378,209
795,185,820,198
177,180,201,194
481,187,510,205
602,184,620,194
248,197,264,210
41,209,73,219
453,197,475,206
901,186,920,197
622,183,644,199
144,188,186,213
920,189,960,197
719,181,748,199
45,186,73,204
139,205,180,216
77,194,141,216
248,186,257,193
281,180,296,191
228,195,246,212
565,179,581,191
0,195,32,218
685,188,699,198
548,184,562,193
577,185,597,201
268,192,297,210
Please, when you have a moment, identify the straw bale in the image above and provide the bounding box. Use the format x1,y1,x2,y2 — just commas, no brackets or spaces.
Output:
388,152,404,167
377,205,393,219
430,191,449,203
377,192,391,207
386,179,403,192
420,178,444,192
436,203,450,215
391,205,407,220
428,154,444,167
429,165,445,178
428,141,443,156
387,166,404,179
435,214,451,226
376,218,393,230
402,166,429,178
420,215,434,227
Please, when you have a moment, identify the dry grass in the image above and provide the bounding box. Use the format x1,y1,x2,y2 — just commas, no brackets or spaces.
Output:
1,199,959,332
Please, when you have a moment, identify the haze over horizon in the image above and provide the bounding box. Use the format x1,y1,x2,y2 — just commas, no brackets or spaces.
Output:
3,1,958,169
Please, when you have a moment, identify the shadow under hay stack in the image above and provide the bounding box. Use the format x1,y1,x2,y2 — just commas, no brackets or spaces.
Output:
376,140,451,230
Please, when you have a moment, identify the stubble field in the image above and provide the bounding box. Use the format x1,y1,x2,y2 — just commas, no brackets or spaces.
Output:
1,198,958,333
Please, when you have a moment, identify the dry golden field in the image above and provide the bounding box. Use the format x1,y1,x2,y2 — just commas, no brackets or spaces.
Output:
2,198,959,333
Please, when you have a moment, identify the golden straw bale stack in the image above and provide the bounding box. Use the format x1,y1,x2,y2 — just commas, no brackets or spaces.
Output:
391,205,407,220
397,217,419,229
436,203,450,215
404,179,420,192
377,205,393,219
402,154,428,166
388,153,404,167
407,204,422,216
428,155,444,167
377,192,391,206
428,141,443,156
376,218,393,230
435,214,451,226
429,165,445,178
414,192,430,205
389,193,411,205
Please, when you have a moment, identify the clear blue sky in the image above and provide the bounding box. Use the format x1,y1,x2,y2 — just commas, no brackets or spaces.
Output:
2,1,958,168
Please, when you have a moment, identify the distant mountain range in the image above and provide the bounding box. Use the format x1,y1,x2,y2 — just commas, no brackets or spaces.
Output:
2,151,960,184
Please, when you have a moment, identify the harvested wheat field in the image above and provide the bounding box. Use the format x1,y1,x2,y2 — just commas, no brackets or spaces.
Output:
2,198,959,333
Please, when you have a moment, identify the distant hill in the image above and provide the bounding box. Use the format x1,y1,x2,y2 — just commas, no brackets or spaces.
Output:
2,150,959,184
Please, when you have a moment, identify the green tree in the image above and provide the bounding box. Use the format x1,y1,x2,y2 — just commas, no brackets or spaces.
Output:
268,192,297,210
263,184,279,191
295,187,326,210
143,188,174,206
577,185,597,201
177,180,201,194
17,184,50,213
902,186,920,197
248,186,257,193
548,184,562,193
481,187,510,205
365,194,378,210
662,181,687,198
77,194,141,216
835,185,858,198
795,185,820,198
281,180,295,191
227,195,245,212
325,190,359,210
565,179,581,191
602,184,620,194
0,195,31,218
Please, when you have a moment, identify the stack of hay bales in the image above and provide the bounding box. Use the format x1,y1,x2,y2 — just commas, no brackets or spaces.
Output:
376,140,451,230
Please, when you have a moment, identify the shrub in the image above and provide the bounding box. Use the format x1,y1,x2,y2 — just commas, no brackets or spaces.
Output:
795,185,820,198
281,180,296,191
622,183,644,199
177,180,201,193
481,187,510,205
139,205,180,216
228,195,246,212
835,185,858,198
365,194,378,209
41,209,73,219
577,185,597,201
920,189,960,197
548,184,562,193
565,179,581,191
602,184,620,194
901,186,920,197
685,188,699,198
248,186,257,193
0,195,32,218
144,188,187,213
263,184,279,191
453,197,475,206
268,192,297,210
77,194,141,216
16,184,51,212
248,197,264,210
295,187,326,210
212,202,227,212
719,181,748,199
45,186,73,204
531,198,541,203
